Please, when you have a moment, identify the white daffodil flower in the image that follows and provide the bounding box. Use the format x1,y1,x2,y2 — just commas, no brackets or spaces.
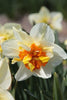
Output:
2,23,67,81
0,23,16,99
0,58,14,100
29,6,63,31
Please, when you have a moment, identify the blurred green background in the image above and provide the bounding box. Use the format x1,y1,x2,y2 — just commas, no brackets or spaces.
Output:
0,0,67,19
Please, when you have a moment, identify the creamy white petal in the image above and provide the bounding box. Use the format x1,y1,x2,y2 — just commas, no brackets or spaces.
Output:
44,25,55,43
39,6,50,17
33,67,51,79
47,53,62,67
53,44,67,59
15,63,32,81
13,27,23,41
2,39,19,58
28,13,39,25
0,58,11,90
0,88,14,100
50,12,63,30
13,27,33,46
30,23,55,43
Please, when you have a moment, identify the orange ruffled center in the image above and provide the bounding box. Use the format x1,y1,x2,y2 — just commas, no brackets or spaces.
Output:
19,43,50,71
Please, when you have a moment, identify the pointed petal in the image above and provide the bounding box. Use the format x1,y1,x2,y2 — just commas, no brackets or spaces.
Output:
2,39,19,58
15,63,32,81
39,6,50,17
33,67,51,79
30,23,55,43
0,89,14,100
53,44,67,59
13,27,33,46
0,58,11,90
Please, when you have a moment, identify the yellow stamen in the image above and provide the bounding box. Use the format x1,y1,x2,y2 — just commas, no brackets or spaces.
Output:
23,55,32,64
28,63,35,71
39,56,50,63
12,58,21,64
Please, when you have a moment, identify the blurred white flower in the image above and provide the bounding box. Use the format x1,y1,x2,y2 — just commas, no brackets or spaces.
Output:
2,23,67,81
29,6,63,31
0,23,18,100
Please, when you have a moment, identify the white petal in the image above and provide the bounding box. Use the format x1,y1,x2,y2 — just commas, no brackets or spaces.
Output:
33,67,51,79
28,13,39,25
50,12,63,30
13,27,33,46
0,89,14,100
15,63,32,81
47,53,62,67
0,58,11,90
39,6,50,17
2,39,19,58
44,25,55,43
53,44,67,59
13,27,22,41
30,23,55,43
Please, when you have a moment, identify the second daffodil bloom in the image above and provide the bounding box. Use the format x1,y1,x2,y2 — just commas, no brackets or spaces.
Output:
29,6,63,31
0,23,22,58
2,23,67,81
0,58,14,100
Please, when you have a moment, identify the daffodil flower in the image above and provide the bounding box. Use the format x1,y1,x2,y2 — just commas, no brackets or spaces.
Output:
2,23,67,81
0,23,22,58
0,23,18,99
29,6,63,31
0,58,14,100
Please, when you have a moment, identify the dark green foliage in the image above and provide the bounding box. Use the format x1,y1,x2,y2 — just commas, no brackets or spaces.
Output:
0,0,67,19
53,73,63,100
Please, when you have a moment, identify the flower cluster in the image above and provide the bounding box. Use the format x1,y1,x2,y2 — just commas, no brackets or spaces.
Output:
2,23,67,82
0,8,67,99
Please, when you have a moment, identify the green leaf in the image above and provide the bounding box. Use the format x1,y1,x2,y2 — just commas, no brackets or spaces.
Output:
53,72,64,100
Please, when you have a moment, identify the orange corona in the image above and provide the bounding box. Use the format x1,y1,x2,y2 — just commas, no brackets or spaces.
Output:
19,43,50,71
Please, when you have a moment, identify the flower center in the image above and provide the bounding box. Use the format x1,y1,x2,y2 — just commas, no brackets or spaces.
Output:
19,43,50,71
